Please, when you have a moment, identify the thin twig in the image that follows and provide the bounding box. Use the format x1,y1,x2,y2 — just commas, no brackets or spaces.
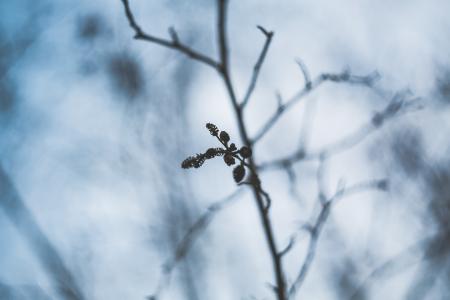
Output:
258,95,422,171
288,201,331,297
120,0,219,70
251,70,380,144
295,58,312,89
240,26,274,109
288,178,388,298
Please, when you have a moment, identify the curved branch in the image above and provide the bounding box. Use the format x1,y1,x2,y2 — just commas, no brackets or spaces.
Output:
258,95,422,171
120,0,220,70
288,179,387,298
252,70,380,144
240,26,274,109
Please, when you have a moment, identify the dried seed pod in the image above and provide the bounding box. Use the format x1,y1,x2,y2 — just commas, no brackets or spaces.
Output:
204,147,223,159
233,165,246,183
219,131,230,143
205,148,217,158
206,123,219,136
181,154,205,169
229,143,237,151
239,146,252,158
181,157,194,169
223,154,236,166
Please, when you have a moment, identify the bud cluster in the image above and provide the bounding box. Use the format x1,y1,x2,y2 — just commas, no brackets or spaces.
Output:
181,123,253,183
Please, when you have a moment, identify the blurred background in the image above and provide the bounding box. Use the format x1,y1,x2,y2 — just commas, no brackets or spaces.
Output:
1,0,450,299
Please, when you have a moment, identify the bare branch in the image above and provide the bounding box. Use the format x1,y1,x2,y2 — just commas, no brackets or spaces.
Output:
317,155,328,204
240,26,274,109
252,70,380,144
278,236,296,257
120,0,219,70
288,202,330,297
288,178,388,298
217,0,229,71
258,186,273,213
258,95,422,171
149,188,245,300
295,58,312,89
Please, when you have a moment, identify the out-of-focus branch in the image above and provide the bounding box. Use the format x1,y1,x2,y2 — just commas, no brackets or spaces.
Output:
240,26,274,109
349,231,448,300
148,189,245,300
296,59,312,89
251,69,380,144
120,0,219,70
258,94,422,171
0,166,85,300
288,178,388,298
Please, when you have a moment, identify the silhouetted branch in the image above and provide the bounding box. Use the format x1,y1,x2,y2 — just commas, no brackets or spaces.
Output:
288,178,388,298
121,0,287,298
278,235,297,258
259,95,422,171
0,166,85,300
251,70,380,144
120,1,421,299
149,188,245,300
217,0,230,72
120,0,219,69
240,26,274,109
215,1,288,298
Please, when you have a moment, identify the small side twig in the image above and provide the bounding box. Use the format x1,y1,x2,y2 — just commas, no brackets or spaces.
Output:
288,178,388,298
296,58,312,89
240,25,274,109
251,69,380,144
120,0,220,70
258,95,422,171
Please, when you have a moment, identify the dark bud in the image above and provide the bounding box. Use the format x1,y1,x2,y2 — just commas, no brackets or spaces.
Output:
229,143,237,151
205,147,225,159
205,148,218,159
219,131,230,143
206,123,219,136
239,146,252,158
233,165,246,183
181,154,205,169
223,154,236,166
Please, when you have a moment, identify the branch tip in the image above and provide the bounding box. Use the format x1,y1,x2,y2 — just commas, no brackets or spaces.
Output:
257,25,274,37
